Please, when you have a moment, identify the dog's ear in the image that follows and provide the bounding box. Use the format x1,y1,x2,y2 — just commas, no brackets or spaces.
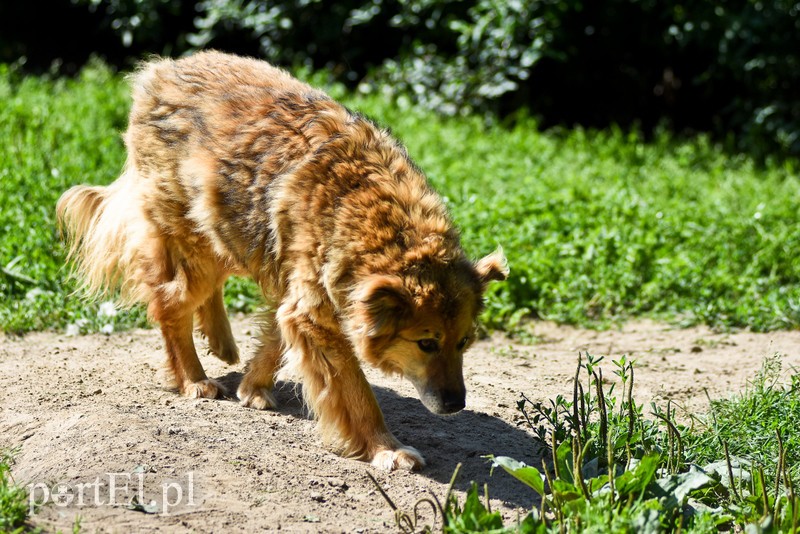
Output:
474,246,509,289
355,275,412,338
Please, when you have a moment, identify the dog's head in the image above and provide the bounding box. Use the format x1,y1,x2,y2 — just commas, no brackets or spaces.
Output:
351,247,508,415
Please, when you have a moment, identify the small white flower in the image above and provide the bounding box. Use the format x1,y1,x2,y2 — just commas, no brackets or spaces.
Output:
98,301,118,318
65,324,81,337
100,323,114,335
65,318,90,337
25,288,46,300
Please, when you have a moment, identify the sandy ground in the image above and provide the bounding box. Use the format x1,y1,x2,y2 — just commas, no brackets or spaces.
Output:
1,318,799,533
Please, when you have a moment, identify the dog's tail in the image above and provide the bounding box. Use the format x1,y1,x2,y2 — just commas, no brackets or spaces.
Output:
56,169,145,304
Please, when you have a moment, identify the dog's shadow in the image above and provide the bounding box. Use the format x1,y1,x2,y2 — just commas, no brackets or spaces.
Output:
216,371,545,509
373,385,546,509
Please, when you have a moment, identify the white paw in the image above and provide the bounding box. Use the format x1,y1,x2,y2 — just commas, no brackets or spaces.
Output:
183,379,223,399
371,446,426,471
237,384,277,410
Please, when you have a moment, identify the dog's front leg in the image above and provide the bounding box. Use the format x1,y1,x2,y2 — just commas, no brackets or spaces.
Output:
196,284,239,365
286,316,425,471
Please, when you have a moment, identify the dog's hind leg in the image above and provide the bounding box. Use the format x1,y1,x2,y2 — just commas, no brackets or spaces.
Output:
238,309,281,410
143,240,225,399
157,311,222,399
196,283,239,365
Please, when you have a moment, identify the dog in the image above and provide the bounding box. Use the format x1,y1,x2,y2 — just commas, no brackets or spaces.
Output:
57,51,508,471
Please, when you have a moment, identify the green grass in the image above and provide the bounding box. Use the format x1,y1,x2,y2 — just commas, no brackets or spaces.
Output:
0,450,29,532
688,354,800,482
374,355,800,532
2,62,800,333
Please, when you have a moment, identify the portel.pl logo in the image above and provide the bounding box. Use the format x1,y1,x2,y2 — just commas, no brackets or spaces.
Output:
27,471,197,515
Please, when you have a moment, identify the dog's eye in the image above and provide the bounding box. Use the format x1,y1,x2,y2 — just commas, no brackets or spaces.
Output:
456,336,470,351
417,339,439,353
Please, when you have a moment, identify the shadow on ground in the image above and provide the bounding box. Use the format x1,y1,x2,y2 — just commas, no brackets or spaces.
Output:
218,369,544,509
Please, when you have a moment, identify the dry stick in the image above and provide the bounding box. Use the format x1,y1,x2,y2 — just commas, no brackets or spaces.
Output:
579,381,587,442
789,470,797,533
366,471,414,533
593,367,616,507
571,437,581,497
518,392,537,434
576,438,593,501
426,490,445,529
704,387,745,503
572,357,582,495
427,463,464,533
540,459,550,519
577,353,588,442
443,463,462,516
675,512,684,534
368,467,455,534
594,368,608,463
775,430,786,520
367,471,398,512
542,458,560,524
758,466,770,519
413,498,439,532
779,432,799,534
573,354,583,453
666,403,675,474
722,442,743,502
551,431,562,481
626,362,636,447
653,410,684,476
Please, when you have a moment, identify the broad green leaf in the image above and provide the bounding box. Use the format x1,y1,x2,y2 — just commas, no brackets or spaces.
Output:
655,466,715,505
615,454,660,498
490,456,545,496
554,439,574,485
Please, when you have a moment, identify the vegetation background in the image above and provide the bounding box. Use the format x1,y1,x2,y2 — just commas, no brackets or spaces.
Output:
1,0,799,159
1,2,800,532
1,0,799,335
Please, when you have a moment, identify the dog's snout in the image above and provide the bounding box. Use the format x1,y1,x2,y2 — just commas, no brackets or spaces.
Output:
441,390,466,414
411,377,467,415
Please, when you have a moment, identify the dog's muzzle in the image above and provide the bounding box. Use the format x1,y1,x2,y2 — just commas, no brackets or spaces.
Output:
412,380,466,415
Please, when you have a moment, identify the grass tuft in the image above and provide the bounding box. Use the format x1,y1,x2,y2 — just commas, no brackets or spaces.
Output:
0,450,29,533
380,354,800,532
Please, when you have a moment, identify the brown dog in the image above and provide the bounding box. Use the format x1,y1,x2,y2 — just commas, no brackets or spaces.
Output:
57,51,508,470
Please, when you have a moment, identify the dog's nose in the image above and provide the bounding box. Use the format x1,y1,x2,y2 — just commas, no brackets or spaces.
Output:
441,391,466,413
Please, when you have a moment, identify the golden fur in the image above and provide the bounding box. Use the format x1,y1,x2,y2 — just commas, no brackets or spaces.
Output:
57,51,508,471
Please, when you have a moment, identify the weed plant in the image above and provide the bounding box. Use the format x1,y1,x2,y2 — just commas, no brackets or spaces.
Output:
0,450,29,533
374,355,799,532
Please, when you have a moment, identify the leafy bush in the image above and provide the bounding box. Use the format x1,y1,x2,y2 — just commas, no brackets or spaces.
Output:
3,0,797,157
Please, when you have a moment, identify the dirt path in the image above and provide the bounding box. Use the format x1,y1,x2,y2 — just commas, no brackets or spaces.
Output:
2,318,799,533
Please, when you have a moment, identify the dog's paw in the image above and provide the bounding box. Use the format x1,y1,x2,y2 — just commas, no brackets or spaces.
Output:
371,446,426,471
183,379,224,399
237,384,277,410
209,341,240,365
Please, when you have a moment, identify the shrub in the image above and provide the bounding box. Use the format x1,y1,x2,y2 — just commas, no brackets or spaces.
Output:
4,0,798,157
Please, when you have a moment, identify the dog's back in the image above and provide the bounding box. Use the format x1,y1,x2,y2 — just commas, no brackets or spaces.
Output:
126,52,351,275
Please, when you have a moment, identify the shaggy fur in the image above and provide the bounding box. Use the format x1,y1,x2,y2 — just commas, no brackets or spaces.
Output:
57,51,508,471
